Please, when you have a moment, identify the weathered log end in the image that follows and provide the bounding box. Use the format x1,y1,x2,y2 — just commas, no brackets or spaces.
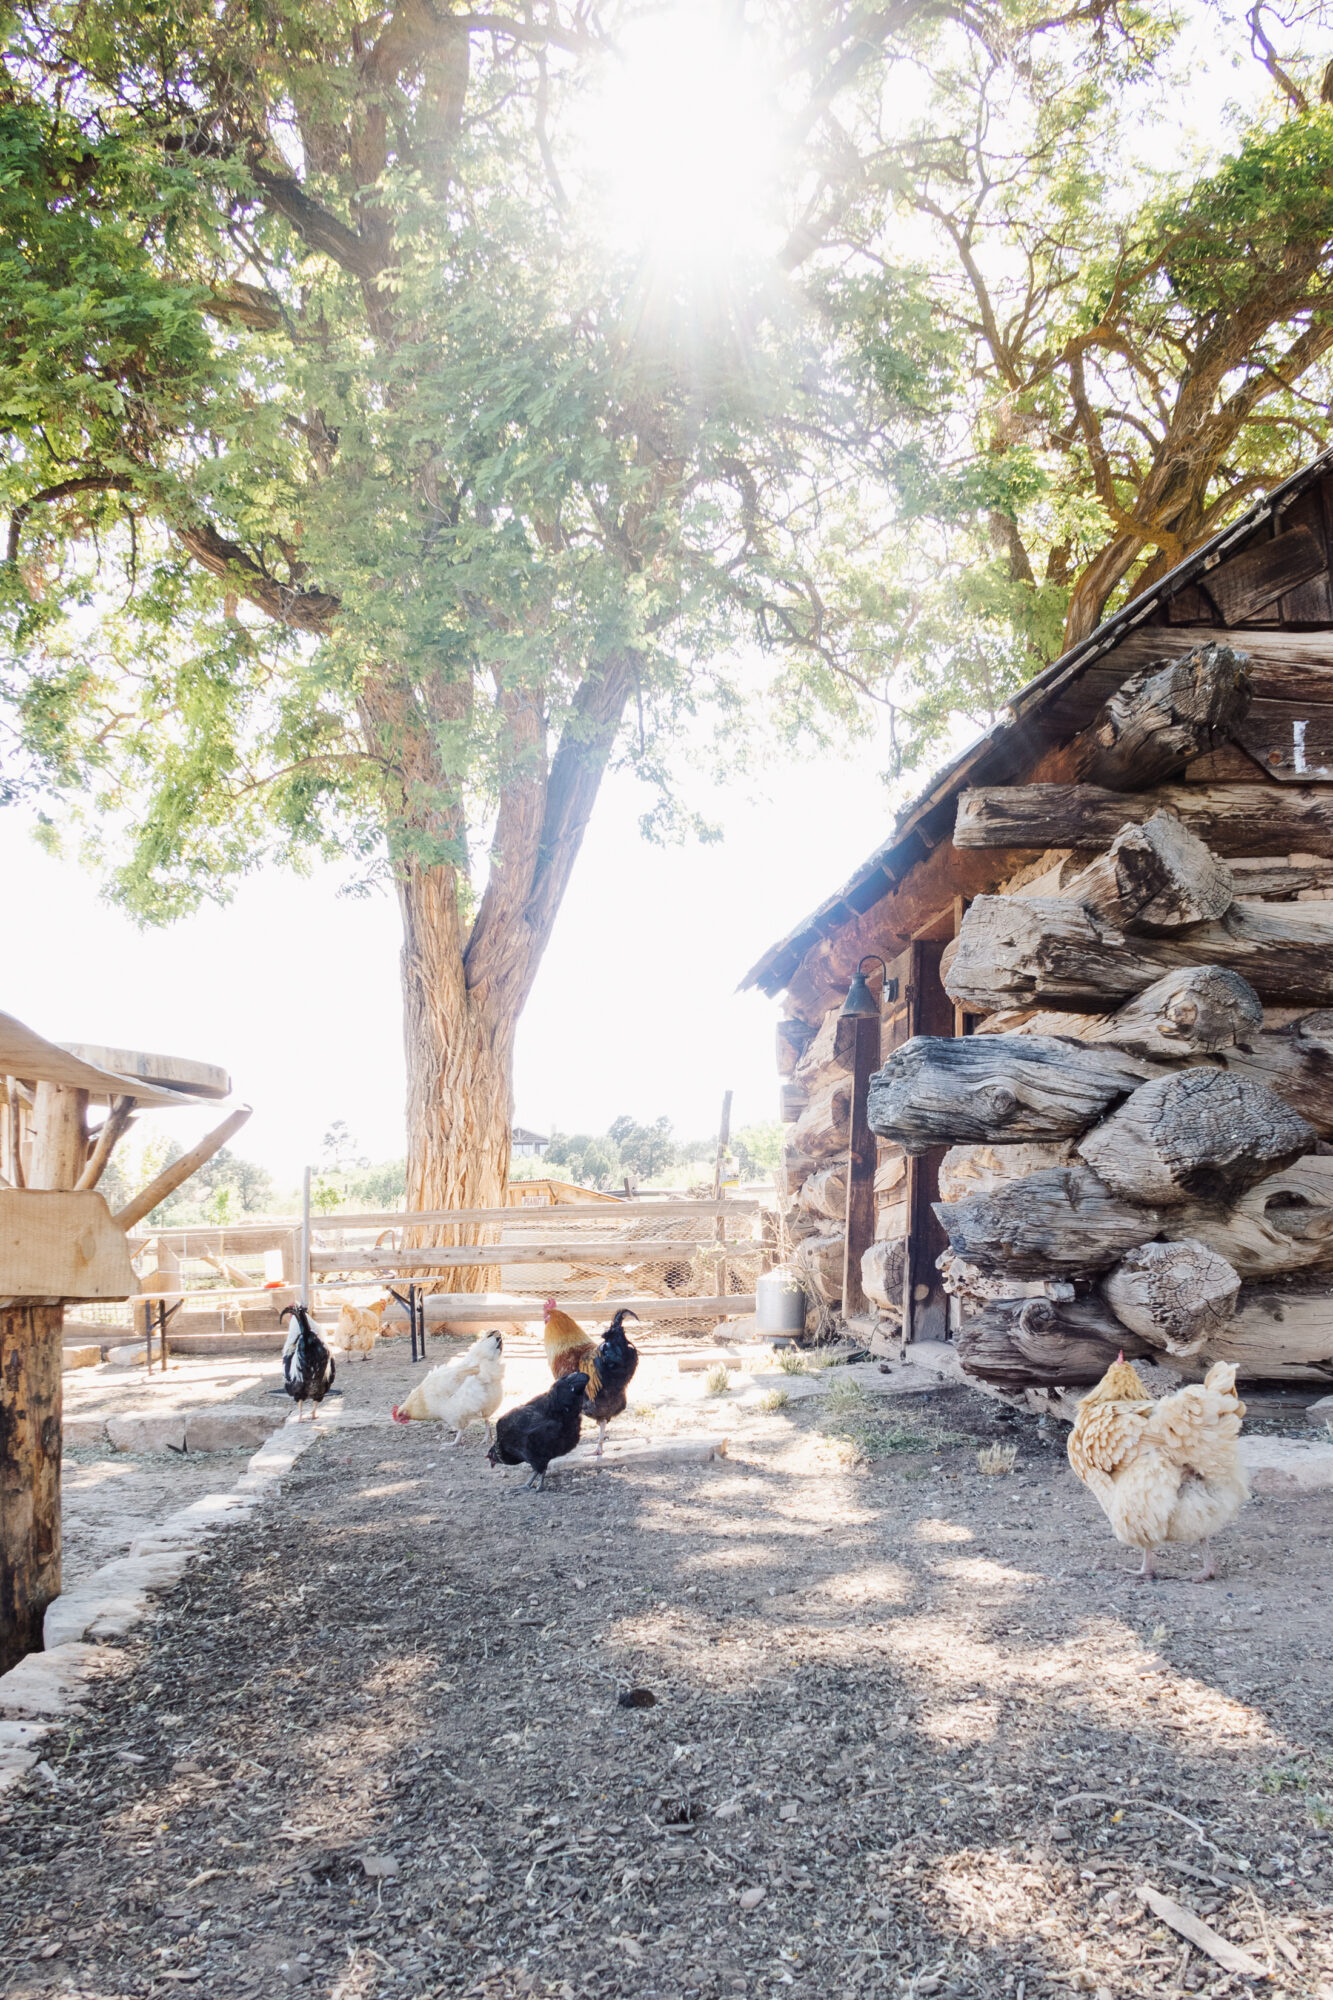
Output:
862,1236,905,1316
957,1295,1155,1388
933,1165,1164,1276
1063,811,1233,930
1078,1068,1316,1207
866,1034,1145,1154
1102,965,1263,1058
1102,1239,1241,1356
1072,643,1252,791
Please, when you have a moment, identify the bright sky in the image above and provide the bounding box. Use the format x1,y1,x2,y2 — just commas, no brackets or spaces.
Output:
1,730,905,1185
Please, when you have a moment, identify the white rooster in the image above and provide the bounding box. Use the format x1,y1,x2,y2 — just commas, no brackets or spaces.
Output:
391,1330,505,1443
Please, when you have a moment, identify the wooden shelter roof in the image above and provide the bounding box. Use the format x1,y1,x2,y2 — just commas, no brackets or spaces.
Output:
739,446,1333,999
0,1009,228,1107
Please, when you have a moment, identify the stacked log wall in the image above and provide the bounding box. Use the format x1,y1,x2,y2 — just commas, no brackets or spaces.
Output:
870,631,1333,1386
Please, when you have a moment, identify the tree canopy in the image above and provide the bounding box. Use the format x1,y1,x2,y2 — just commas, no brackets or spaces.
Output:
3,0,1333,1203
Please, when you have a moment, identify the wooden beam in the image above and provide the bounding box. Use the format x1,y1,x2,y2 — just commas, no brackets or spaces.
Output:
868,1034,1148,1153
1202,524,1326,626
112,1105,253,1232
413,1293,755,1325
29,1083,88,1191
944,893,1333,1011
1079,1069,1313,1207
841,1010,881,1316
319,1197,759,1229
954,781,1333,857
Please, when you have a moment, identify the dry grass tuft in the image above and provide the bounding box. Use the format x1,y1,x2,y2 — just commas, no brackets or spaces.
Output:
976,1442,1018,1476
758,1387,789,1413
705,1363,732,1396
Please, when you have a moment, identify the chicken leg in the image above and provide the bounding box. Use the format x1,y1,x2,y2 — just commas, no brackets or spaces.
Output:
1194,1543,1217,1582
593,1419,608,1459
1138,1548,1157,1581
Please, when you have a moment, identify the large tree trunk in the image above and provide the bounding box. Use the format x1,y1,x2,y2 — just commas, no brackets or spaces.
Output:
371,652,637,1268
399,862,513,1242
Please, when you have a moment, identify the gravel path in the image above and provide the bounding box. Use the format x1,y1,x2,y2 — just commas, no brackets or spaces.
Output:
2,1351,1331,2000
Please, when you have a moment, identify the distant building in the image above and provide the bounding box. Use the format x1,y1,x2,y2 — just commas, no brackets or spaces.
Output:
511,1126,549,1158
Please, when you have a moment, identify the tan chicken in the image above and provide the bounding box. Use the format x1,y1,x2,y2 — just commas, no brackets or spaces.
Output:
332,1295,389,1362
1068,1356,1249,1580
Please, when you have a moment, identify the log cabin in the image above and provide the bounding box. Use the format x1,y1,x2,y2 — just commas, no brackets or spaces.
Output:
741,447,1333,1392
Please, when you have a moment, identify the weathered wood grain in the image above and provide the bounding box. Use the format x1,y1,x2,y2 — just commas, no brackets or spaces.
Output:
1164,1154,1333,1278
1061,812,1233,929
944,894,1333,1011
867,1034,1147,1153
957,1295,1155,1388
1069,643,1251,790
953,783,1333,857
937,1141,1077,1205
1077,1069,1314,1206
974,967,1264,1061
1202,524,1327,626
1200,1278,1333,1381
861,1236,906,1316
0,1303,62,1674
934,1165,1164,1275
1234,700,1333,783
1102,1240,1240,1356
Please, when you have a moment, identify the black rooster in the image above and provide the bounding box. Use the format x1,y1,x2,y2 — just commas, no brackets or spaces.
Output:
584,1308,639,1458
279,1304,336,1422
486,1372,588,1491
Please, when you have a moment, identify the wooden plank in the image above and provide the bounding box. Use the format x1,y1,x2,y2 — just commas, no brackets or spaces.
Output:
59,1043,231,1100
1234,699,1333,781
1202,523,1326,625
0,1190,136,1301
311,1198,760,1229
311,1238,744,1273
0,1010,186,1106
113,1106,254,1232
415,1293,755,1324
945,892,1333,1011
841,1011,881,1315
125,1224,298,1254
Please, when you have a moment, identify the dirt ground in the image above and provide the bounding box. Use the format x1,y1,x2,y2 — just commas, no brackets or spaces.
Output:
2,1335,1332,2000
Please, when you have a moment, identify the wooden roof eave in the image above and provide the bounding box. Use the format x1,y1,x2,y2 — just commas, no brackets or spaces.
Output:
739,445,1333,1000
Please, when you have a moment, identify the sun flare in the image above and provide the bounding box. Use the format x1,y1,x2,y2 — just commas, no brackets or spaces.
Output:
582,3,782,266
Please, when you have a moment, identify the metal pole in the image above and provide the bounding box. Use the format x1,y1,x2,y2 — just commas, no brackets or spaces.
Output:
300,1165,312,1309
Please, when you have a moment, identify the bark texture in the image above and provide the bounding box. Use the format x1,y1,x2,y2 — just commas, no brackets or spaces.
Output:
0,1304,62,1674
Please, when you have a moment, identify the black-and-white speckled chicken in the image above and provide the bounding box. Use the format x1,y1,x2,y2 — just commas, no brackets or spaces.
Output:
279,1304,336,1422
